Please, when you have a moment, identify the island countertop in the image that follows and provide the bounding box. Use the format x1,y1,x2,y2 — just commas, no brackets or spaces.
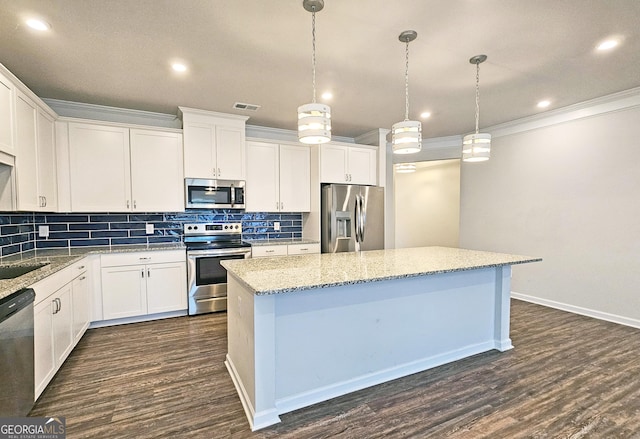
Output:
221,246,541,296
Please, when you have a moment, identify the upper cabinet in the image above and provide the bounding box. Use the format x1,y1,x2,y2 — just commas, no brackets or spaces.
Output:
0,70,15,155
179,107,248,180
320,143,377,185
65,121,184,212
246,141,311,212
14,90,57,211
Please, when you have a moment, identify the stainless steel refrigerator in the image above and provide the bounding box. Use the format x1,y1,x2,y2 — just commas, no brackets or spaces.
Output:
321,184,385,253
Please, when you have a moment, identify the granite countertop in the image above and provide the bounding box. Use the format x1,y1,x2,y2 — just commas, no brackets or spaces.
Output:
221,246,542,296
243,238,320,247
0,243,185,301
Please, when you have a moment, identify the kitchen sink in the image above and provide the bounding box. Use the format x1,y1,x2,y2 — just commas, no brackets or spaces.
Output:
0,264,49,280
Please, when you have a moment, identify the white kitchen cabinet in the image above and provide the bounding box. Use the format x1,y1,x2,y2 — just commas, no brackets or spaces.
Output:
0,69,15,155
67,122,183,212
320,143,377,185
180,107,248,180
252,242,320,257
129,129,184,211
36,109,57,209
100,250,187,321
14,91,58,211
33,257,92,400
246,141,310,212
69,122,130,211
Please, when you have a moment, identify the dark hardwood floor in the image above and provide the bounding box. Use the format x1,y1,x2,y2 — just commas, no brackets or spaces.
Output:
30,300,640,438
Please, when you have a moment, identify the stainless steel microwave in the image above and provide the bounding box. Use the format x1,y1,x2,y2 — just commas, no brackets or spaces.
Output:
185,178,245,209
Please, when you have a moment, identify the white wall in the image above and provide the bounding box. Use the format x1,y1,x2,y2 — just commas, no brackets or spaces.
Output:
395,159,460,248
459,104,640,327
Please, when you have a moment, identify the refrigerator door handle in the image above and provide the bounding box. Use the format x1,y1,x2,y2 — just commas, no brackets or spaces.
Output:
359,196,366,243
354,194,360,243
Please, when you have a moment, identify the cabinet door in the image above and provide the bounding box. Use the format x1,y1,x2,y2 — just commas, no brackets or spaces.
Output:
0,71,14,154
145,262,187,314
37,109,57,211
14,91,39,210
72,272,91,343
348,147,377,185
246,141,279,212
34,298,56,400
130,129,184,211
101,264,147,320
183,122,215,179
52,285,74,367
251,245,287,258
279,144,310,212
215,125,245,180
69,123,131,211
320,144,348,183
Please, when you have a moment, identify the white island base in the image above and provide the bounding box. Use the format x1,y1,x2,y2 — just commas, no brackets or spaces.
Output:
225,264,514,431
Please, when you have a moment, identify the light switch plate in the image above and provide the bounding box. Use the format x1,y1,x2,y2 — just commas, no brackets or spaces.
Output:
273,222,280,231
38,225,49,238
145,223,154,234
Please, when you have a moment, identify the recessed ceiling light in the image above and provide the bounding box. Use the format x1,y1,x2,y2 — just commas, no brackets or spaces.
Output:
420,112,431,119
537,100,551,109
26,18,50,31
596,39,620,52
171,63,188,72
321,91,333,100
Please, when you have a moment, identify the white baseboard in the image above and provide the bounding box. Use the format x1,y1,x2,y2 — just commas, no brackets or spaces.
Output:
89,309,187,328
511,292,640,329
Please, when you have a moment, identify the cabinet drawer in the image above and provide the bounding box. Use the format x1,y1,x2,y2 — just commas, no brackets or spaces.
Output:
287,243,320,255
252,245,287,258
100,249,186,267
32,257,88,304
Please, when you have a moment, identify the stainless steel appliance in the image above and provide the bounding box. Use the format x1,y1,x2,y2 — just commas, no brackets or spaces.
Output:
0,287,35,416
185,178,245,209
184,222,251,315
321,184,384,253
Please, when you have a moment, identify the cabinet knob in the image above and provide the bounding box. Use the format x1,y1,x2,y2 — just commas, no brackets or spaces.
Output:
127,200,130,208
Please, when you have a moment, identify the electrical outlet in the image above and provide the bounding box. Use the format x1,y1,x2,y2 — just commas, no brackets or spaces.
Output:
38,225,49,238
145,223,154,234
273,222,280,231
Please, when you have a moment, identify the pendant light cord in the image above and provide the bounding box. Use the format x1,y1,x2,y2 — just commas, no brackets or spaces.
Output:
311,8,317,103
474,60,480,134
404,39,410,121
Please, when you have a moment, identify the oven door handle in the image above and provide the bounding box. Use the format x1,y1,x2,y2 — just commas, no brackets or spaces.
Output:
187,248,252,257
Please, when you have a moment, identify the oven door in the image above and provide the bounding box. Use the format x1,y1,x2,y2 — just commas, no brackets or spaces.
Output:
186,248,251,315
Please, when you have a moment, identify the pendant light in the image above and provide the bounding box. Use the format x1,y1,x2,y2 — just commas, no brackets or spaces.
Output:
462,55,491,162
392,30,421,154
394,163,417,173
298,0,331,144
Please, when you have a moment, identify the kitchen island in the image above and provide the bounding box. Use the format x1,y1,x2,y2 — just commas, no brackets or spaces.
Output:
222,246,541,430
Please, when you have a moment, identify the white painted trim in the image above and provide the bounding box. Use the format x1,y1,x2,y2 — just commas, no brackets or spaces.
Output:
177,106,249,122
225,355,281,431
485,87,640,139
275,340,497,417
44,98,182,129
1,63,57,118
88,309,187,328
511,292,640,330
393,135,463,164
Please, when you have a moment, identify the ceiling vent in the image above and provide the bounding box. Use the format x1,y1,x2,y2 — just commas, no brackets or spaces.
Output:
233,102,261,111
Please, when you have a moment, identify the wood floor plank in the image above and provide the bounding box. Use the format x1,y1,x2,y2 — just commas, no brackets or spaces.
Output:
30,300,640,438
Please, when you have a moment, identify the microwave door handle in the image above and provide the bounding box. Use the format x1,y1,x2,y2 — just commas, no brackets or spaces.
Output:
230,183,235,207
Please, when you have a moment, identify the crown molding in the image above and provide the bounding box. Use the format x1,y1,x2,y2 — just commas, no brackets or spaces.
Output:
43,99,182,129
484,86,640,139
246,124,355,144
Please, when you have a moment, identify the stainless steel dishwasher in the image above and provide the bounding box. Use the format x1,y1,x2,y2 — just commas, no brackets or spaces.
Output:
0,287,36,416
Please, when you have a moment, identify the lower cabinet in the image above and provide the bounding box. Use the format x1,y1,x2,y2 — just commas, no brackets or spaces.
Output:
100,250,187,321
252,243,320,258
33,258,91,400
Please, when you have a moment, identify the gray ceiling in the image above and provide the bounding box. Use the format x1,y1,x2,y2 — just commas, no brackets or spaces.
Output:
1,0,639,140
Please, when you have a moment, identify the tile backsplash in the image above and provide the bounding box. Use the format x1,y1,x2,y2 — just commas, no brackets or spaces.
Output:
0,210,303,259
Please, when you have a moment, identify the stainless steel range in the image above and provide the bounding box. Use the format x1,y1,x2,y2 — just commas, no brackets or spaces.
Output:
184,223,251,315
